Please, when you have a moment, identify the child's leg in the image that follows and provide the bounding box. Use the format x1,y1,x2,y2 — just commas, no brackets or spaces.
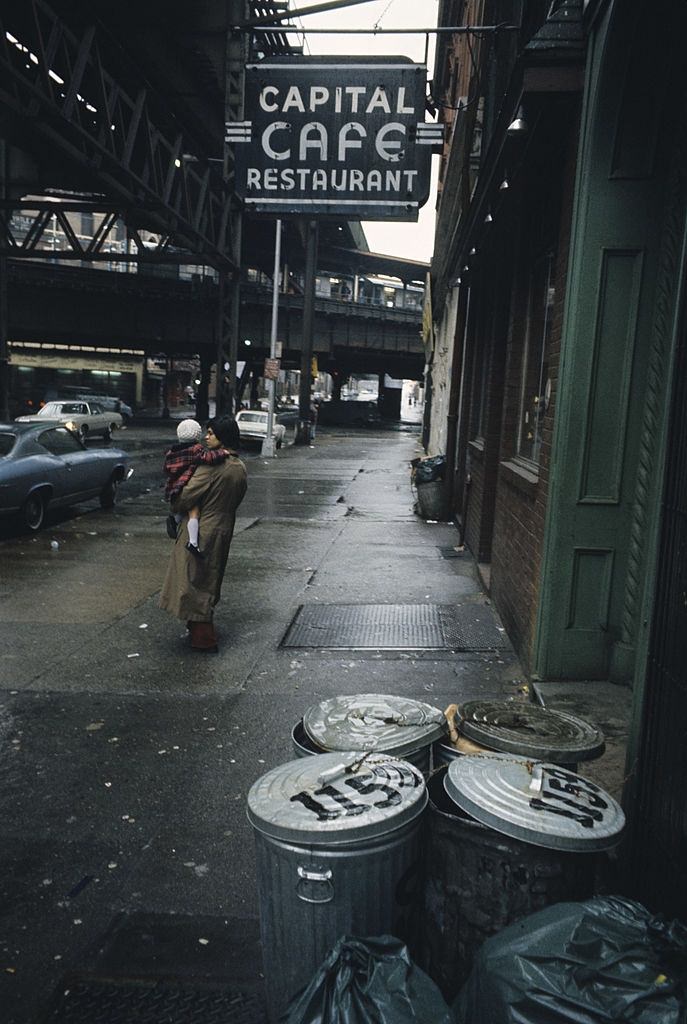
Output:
186,506,201,549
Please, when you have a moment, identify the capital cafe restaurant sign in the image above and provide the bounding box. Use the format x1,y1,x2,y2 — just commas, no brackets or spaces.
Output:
227,56,443,220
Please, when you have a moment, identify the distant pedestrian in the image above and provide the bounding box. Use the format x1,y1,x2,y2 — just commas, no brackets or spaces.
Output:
162,418,229,556
159,416,247,652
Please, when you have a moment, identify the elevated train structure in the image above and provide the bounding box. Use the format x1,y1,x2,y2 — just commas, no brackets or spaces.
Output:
0,0,427,421
6,253,426,415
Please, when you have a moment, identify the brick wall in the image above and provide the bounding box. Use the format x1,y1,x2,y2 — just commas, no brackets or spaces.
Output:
487,114,578,672
463,243,513,562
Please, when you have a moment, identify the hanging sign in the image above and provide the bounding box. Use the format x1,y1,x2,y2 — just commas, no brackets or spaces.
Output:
264,357,280,380
228,56,443,221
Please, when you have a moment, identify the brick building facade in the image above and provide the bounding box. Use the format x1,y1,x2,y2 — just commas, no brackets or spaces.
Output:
428,0,584,674
425,0,687,915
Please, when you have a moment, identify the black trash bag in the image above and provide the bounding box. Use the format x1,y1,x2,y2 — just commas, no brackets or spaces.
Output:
280,935,454,1024
413,455,446,484
454,895,687,1024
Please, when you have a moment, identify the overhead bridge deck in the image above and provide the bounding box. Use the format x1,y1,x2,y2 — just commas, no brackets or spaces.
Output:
8,262,425,380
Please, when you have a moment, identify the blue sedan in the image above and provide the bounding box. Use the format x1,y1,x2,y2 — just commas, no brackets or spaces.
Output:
0,421,132,531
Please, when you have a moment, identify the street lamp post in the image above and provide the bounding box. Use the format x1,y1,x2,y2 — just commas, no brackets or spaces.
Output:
261,219,282,457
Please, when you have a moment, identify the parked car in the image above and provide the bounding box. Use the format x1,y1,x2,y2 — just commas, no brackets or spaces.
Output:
15,400,123,440
0,422,132,531
275,402,300,426
255,399,299,426
75,393,134,420
236,409,287,448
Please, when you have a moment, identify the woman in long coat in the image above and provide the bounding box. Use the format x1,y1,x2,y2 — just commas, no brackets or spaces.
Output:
159,416,247,651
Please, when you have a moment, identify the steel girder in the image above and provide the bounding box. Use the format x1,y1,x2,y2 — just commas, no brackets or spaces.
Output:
0,199,193,263
0,0,233,267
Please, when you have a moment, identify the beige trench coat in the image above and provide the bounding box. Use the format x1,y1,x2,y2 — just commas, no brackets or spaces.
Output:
159,453,247,622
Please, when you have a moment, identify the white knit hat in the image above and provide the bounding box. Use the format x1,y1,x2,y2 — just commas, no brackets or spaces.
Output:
176,419,202,443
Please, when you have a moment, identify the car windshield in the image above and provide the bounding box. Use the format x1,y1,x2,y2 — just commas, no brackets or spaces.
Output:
0,433,16,456
239,413,265,423
39,402,83,415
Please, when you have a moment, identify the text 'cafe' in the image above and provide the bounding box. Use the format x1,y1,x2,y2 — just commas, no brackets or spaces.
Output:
229,57,443,220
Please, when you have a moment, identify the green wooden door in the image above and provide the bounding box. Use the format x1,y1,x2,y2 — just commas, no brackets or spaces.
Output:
535,0,680,681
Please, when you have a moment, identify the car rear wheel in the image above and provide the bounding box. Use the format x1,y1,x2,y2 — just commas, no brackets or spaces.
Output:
23,492,46,532
79,424,89,442
99,476,118,509
103,425,113,441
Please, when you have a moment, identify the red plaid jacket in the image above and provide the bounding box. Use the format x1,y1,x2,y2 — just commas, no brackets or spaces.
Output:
163,442,229,500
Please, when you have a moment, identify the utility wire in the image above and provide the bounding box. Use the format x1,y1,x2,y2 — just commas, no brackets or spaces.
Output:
373,0,397,32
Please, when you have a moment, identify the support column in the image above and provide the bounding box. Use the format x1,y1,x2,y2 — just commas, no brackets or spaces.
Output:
262,218,282,457
0,141,8,422
195,347,212,424
377,372,386,416
0,256,8,422
218,3,248,417
224,232,243,416
249,370,259,407
216,270,233,415
296,220,318,444
162,357,171,419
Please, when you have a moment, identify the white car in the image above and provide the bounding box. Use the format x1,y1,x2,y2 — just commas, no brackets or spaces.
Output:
15,400,123,441
76,393,134,420
236,409,286,448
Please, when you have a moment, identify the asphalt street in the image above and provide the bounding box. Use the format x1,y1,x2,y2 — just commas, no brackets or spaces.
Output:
0,421,595,1022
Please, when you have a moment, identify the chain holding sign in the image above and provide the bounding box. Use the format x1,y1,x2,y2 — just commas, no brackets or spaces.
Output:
229,56,443,221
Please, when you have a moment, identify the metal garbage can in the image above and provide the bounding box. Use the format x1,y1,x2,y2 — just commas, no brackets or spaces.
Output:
421,753,625,1002
415,480,448,520
247,751,428,1021
433,699,605,771
292,693,447,775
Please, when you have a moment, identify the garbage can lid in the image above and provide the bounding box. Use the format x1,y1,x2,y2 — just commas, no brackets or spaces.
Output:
444,752,625,852
303,693,446,758
247,752,427,844
456,699,605,762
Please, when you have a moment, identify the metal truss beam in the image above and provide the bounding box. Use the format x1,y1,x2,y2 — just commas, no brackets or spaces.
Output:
0,1,233,267
0,200,220,264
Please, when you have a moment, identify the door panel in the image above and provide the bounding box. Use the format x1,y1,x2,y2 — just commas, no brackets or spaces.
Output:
536,3,676,681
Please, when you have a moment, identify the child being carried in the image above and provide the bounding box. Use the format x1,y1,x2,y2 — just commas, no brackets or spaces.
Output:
163,418,229,557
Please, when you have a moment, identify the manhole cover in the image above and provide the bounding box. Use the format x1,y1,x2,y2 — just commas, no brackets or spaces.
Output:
281,603,510,650
39,974,266,1024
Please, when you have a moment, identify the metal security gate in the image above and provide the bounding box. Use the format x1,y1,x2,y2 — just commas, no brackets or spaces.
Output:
630,268,687,916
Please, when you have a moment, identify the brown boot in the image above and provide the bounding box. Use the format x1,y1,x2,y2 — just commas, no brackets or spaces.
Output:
189,621,218,653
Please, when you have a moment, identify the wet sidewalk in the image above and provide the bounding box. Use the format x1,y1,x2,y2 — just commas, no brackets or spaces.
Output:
0,425,622,1023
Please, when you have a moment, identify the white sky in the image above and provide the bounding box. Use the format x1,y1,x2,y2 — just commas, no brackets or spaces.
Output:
295,0,440,263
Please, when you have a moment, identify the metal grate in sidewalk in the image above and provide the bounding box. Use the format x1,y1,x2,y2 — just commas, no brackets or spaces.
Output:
281,603,511,651
38,974,267,1024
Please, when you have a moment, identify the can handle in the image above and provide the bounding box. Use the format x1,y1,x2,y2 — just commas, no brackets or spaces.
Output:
296,865,334,904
